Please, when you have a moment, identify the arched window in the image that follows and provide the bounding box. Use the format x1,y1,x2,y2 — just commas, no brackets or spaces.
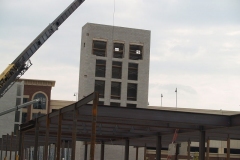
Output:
33,93,47,109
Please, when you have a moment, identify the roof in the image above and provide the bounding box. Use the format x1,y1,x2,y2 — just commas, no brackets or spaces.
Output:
148,106,240,116
17,78,55,87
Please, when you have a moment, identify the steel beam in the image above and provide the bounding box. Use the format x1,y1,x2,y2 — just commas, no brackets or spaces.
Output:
124,139,129,160
156,134,161,160
199,126,205,160
95,106,230,127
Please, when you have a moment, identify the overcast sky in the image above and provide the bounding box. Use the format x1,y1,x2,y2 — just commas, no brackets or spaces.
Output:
1,0,240,111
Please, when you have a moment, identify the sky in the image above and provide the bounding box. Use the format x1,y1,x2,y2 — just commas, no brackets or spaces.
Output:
0,0,240,111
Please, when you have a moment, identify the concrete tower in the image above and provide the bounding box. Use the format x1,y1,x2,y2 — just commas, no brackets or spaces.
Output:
78,23,151,108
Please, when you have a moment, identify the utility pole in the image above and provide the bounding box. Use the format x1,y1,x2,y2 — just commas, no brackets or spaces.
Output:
161,94,163,107
175,88,177,108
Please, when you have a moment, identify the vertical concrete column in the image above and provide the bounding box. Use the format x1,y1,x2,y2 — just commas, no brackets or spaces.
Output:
136,147,139,160
34,119,39,160
84,142,88,160
206,139,210,160
156,134,161,160
227,136,230,160
124,139,130,160
199,126,206,160
100,141,105,160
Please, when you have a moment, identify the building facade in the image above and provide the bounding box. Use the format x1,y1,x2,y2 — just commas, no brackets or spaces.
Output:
19,79,55,122
0,82,23,136
78,23,151,108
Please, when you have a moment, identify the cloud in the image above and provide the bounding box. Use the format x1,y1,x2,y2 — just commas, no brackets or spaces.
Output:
1,0,240,111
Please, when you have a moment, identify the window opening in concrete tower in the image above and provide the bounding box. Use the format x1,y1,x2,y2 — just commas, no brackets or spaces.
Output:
126,103,137,108
113,43,124,58
95,59,106,77
128,63,138,80
92,40,107,57
127,83,137,101
112,61,122,79
129,44,143,60
94,80,105,98
110,102,120,107
111,82,121,100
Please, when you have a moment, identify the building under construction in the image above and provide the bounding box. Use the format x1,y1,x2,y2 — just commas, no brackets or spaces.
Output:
1,92,240,160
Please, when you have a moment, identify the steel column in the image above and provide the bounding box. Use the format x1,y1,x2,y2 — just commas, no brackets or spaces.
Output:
9,132,13,160
71,105,78,160
156,134,161,160
135,147,138,160
227,137,230,160
144,146,146,160
199,126,206,160
90,92,98,160
206,139,210,160
100,141,105,160
15,129,19,160
56,110,63,160
84,142,88,160
187,140,191,160
18,131,24,160
5,134,8,159
124,139,129,160
44,115,50,160
67,141,70,160
1,137,3,160
61,141,65,159
34,119,39,160
54,145,57,160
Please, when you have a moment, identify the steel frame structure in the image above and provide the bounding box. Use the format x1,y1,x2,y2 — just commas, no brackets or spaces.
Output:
1,92,240,160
